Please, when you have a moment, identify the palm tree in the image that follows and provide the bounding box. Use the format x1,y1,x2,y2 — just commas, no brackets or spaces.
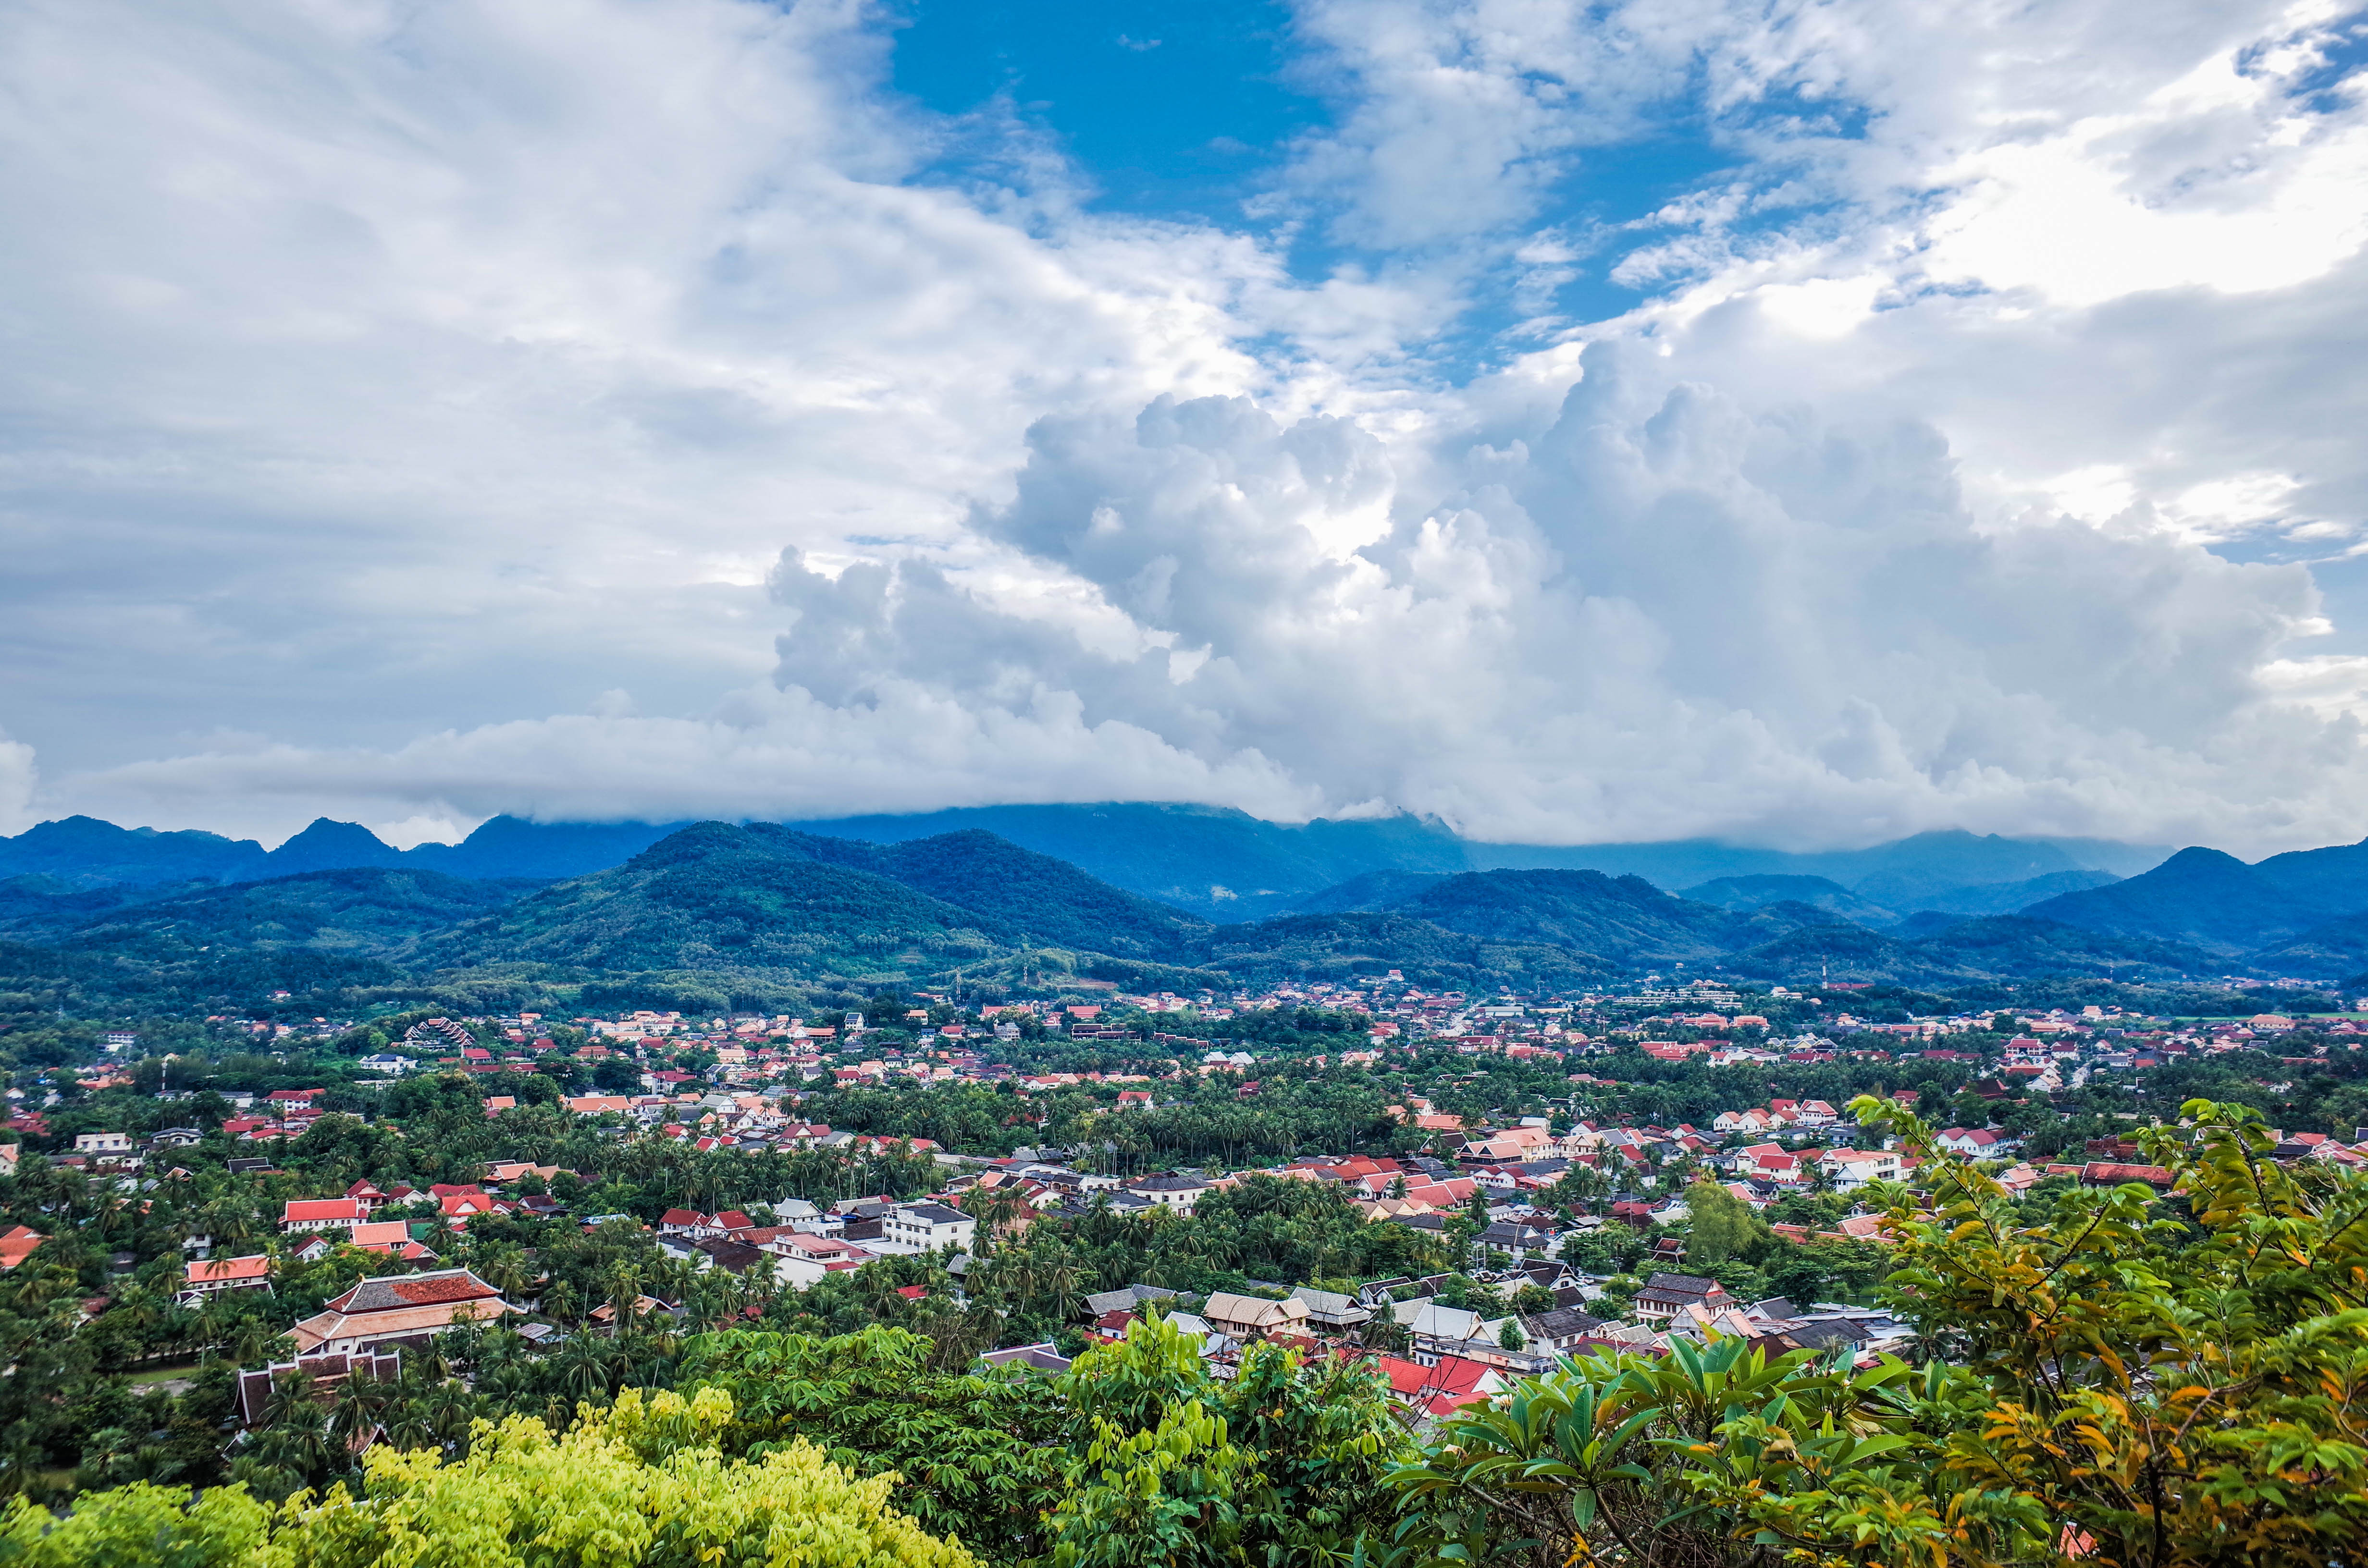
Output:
477,1246,531,1304
380,1372,440,1450
328,1369,395,1455
196,1292,242,1354
256,1381,333,1483
554,1337,611,1404
200,1194,255,1255
230,1313,285,1369
254,1404,333,1486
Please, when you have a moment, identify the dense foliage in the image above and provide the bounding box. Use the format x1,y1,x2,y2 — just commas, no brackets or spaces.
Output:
6,1090,2368,1566
1385,1095,2368,1568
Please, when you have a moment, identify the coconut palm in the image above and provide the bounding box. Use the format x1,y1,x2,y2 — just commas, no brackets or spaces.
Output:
255,1389,333,1483
327,1368,395,1455
408,1378,469,1449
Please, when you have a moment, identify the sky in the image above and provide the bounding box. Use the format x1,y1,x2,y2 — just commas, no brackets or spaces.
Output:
3,0,2368,856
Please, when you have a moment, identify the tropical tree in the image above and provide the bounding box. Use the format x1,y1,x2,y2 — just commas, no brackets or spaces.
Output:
1379,1095,2368,1568
1048,1315,1409,1568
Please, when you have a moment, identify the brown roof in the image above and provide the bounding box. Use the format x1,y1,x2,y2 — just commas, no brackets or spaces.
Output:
321,1268,502,1315
2081,1162,2175,1188
290,1298,507,1353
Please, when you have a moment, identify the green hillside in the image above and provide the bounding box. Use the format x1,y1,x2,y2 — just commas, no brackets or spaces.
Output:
1724,914,2224,987
1722,922,1964,987
0,821,2273,1009
2023,846,2346,954
1393,870,1748,965
1680,874,1896,924
0,874,153,936
66,867,530,958
2246,910,2368,979
755,825,1211,961
1285,868,1452,914
1195,911,1614,990
1911,867,2121,917
432,822,1019,980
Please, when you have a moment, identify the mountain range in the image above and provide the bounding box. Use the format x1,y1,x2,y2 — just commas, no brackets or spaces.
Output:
9,806,2368,1010
0,817,2343,1018
0,806,2162,918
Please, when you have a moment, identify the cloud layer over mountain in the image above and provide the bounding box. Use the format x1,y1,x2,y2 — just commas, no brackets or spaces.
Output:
6,0,2368,853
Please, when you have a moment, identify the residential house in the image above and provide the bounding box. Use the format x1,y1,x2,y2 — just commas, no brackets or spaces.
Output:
1631,1272,1735,1323
1521,1306,1613,1353
1126,1173,1211,1213
287,1269,512,1356
281,1198,367,1236
762,1231,877,1289
1391,1299,1515,1365
979,1343,1073,1373
182,1254,272,1301
2080,1161,2176,1189
0,1226,45,1271
349,1220,436,1261
1819,1148,1902,1189
1373,1352,1507,1419
1202,1291,1313,1341
1287,1286,1373,1333
1474,1220,1568,1261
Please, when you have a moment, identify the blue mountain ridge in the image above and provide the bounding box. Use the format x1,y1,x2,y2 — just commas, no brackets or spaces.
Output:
0,806,2168,919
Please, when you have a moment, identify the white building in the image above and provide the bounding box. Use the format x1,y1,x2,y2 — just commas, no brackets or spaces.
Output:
881,1202,977,1253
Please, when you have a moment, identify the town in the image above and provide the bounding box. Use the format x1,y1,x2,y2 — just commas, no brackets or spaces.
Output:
5,963,2364,1517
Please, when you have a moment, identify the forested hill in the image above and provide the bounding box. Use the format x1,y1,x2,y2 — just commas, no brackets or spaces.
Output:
0,806,2163,919
6,816,2368,1012
1282,867,1838,968
430,822,1024,977
746,825,1211,962
2024,841,2368,954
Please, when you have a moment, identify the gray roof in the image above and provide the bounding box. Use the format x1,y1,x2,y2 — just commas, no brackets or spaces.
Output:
1290,1286,1357,1310
1477,1221,1565,1247
694,1238,768,1274
1780,1319,1867,1349
1289,1286,1370,1318
1526,1307,1609,1337
898,1202,972,1225
1083,1284,1181,1316
980,1343,1073,1372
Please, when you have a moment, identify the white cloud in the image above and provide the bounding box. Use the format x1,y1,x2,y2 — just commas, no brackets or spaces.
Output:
10,0,2368,859
0,732,36,837
0,0,1309,778
76,344,2368,856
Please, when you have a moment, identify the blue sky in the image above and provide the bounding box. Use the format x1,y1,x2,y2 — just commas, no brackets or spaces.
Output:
890,0,1322,220
2,0,2368,856
886,0,1777,361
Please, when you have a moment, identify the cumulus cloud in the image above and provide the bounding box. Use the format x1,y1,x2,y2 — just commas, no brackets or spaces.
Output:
83,340,2367,855
12,0,2368,855
752,342,2368,851
0,0,1309,782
